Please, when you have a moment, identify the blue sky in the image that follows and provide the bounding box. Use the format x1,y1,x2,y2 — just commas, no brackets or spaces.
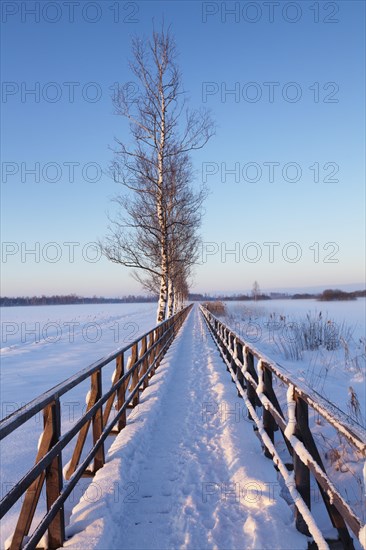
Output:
1,0,365,296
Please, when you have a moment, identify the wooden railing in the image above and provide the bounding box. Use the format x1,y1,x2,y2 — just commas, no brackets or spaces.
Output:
0,304,193,550
200,305,365,550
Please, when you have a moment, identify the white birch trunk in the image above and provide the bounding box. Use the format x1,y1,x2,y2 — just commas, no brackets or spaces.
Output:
167,277,174,318
156,78,168,324
157,274,167,323
173,289,179,314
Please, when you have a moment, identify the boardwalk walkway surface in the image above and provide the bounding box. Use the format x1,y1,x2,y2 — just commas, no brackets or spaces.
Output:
64,305,308,550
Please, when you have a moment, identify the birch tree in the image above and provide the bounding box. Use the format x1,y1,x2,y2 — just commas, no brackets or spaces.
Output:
106,150,206,318
101,26,214,322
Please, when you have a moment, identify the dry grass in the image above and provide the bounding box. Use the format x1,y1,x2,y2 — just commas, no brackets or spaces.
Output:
347,386,364,425
202,301,226,316
272,311,355,362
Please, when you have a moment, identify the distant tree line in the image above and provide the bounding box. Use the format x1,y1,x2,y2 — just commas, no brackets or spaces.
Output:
2,289,364,308
197,288,365,302
317,289,365,301
292,293,318,299
293,289,365,301
192,293,271,302
0,294,157,307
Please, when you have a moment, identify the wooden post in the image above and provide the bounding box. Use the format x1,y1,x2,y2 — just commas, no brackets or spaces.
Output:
172,316,177,338
155,326,162,370
156,324,165,369
223,327,228,353
229,334,237,378
236,341,246,395
294,395,311,536
103,352,124,429
116,354,127,431
46,399,65,549
129,343,139,407
223,327,230,370
139,336,148,389
147,331,155,379
66,371,104,479
297,406,355,547
226,329,231,363
9,403,58,550
246,351,257,421
262,367,275,459
150,329,158,377
91,369,105,473
163,320,170,351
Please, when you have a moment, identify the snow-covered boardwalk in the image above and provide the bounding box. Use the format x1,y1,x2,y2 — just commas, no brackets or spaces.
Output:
64,305,307,549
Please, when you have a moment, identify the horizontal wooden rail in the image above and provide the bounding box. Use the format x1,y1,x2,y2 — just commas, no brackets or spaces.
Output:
200,305,365,550
0,304,193,550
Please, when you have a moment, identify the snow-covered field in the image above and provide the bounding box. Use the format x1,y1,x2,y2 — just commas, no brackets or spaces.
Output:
1,302,157,408
0,302,157,548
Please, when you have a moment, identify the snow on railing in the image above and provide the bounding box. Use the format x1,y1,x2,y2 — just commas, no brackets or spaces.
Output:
200,304,366,550
0,305,193,550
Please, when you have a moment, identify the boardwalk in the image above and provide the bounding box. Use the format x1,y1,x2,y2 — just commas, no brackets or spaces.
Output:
64,305,307,550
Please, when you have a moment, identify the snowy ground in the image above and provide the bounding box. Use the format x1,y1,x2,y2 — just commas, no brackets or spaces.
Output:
223,298,366,420
64,305,308,550
0,303,157,548
1,301,364,549
1,303,157,408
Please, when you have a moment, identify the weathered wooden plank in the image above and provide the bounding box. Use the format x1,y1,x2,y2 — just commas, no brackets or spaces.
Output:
129,343,139,408
246,351,257,421
45,399,65,549
103,352,124,428
262,367,275,458
155,326,164,370
116,354,127,431
138,336,148,389
91,370,105,473
297,398,355,548
235,340,245,395
294,396,311,535
9,404,55,550
65,372,100,480
149,330,157,377
144,332,155,386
